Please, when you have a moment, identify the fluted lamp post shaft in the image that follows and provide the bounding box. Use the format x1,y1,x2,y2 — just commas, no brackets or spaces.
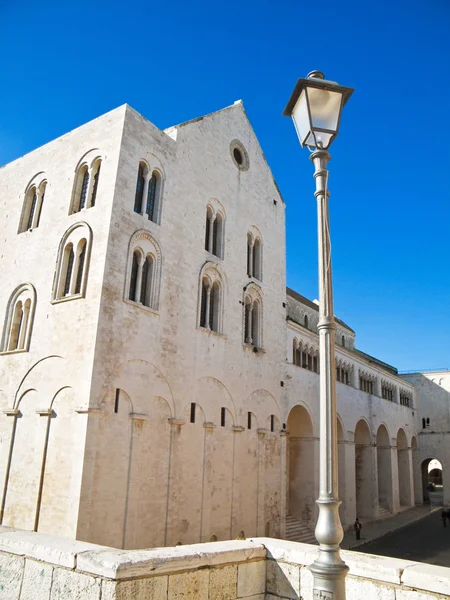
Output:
283,71,354,600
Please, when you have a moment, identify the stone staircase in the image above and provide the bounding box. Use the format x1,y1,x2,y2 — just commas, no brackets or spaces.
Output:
285,515,317,544
377,506,391,520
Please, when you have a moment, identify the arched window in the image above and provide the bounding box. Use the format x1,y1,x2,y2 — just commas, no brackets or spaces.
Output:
134,163,146,213
198,264,224,333
247,233,253,277
205,207,214,251
304,314,309,329
126,231,162,311
19,179,47,233
244,299,252,343
62,244,75,296
74,240,87,295
204,205,224,258
90,160,101,207
53,223,92,302
252,301,260,347
253,238,262,280
341,335,345,348
246,231,263,280
1,284,36,353
200,278,222,332
243,284,263,349
140,255,154,306
70,156,102,214
134,161,164,223
129,251,140,301
212,214,223,257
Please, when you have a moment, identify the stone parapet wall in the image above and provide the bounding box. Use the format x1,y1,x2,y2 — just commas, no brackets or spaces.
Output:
0,528,449,599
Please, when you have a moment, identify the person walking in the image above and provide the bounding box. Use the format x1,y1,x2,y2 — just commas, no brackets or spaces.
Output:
354,518,362,540
442,509,447,528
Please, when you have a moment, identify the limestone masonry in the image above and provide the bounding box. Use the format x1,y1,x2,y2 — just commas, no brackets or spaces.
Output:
0,102,446,549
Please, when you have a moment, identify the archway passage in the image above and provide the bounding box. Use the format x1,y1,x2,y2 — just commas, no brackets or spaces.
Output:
422,458,444,505
376,425,393,515
287,405,315,527
397,429,412,508
355,420,375,519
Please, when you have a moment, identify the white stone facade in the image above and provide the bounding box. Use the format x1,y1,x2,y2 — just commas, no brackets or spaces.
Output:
0,102,419,549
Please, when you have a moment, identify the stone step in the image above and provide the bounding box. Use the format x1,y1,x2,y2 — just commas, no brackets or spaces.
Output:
377,506,391,519
285,515,317,544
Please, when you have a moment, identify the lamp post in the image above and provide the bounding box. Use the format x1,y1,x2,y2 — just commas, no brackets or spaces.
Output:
283,71,354,600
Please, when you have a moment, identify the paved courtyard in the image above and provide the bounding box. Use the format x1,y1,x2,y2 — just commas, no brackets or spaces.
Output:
354,510,450,567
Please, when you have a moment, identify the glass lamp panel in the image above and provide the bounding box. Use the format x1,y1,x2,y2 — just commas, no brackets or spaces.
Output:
310,131,334,148
307,87,343,133
291,90,312,146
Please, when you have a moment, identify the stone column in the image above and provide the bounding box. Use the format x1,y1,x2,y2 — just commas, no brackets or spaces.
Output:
391,442,400,513
135,256,145,304
208,215,216,253
230,425,245,538
342,439,356,528
31,187,43,229
200,422,215,542
279,430,288,538
406,447,415,507
246,304,253,344
204,286,212,330
0,409,19,524
164,418,186,546
256,428,266,536
17,302,30,350
34,408,53,532
248,242,254,277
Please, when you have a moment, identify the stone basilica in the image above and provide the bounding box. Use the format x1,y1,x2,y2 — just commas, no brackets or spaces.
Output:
0,102,445,549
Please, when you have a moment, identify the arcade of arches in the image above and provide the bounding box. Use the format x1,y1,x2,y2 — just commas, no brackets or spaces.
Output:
286,407,416,528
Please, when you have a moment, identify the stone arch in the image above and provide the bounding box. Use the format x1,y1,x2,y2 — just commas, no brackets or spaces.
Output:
245,389,281,426
354,419,376,519
421,457,444,505
376,424,393,514
1,389,41,530
37,386,79,537
100,358,175,417
191,377,236,425
287,405,316,527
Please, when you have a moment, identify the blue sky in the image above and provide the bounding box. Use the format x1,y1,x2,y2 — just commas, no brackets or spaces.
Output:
1,0,449,370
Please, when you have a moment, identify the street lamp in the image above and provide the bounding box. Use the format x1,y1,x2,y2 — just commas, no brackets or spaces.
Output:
283,71,354,600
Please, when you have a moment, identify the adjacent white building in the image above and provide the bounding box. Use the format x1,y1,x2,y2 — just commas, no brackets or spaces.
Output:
0,102,425,549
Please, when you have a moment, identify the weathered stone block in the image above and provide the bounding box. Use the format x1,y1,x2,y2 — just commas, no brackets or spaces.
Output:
209,565,237,599
237,560,266,597
396,590,448,600
346,576,395,600
266,558,300,598
50,568,101,600
167,569,209,599
0,552,24,600
20,558,53,600
402,563,450,596
101,576,168,600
